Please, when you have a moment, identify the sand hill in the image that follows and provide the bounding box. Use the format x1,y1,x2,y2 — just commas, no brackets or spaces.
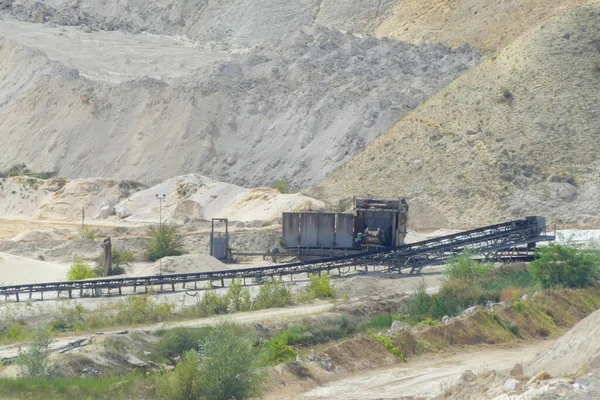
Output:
0,9,478,188
313,5,600,228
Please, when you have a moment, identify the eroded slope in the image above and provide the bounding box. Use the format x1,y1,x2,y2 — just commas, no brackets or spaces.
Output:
313,5,600,228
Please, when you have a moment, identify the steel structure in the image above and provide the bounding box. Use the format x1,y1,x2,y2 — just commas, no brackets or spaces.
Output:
0,217,554,302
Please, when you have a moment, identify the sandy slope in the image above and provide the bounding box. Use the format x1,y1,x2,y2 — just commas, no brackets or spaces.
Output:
374,0,600,50
0,252,69,285
313,5,600,228
0,12,479,188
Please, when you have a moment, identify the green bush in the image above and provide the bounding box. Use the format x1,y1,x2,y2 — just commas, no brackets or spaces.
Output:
253,277,294,309
66,259,97,281
194,287,230,317
156,327,213,360
529,243,600,288
306,273,336,299
157,350,204,400
78,225,97,240
368,312,399,329
272,179,289,194
445,250,493,281
226,279,252,312
17,325,55,378
403,280,431,321
263,332,298,365
112,294,174,325
93,247,135,276
145,225,184,261
199,323,265,400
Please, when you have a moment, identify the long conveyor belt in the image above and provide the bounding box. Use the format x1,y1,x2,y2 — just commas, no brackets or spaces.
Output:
0,217,555,301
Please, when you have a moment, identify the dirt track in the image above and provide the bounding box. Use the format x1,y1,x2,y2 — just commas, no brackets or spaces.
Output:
297,341,552,399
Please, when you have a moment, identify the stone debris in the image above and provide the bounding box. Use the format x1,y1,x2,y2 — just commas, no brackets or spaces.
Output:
125,354,147,368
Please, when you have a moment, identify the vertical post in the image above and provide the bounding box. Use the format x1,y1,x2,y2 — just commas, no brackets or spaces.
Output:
103,238,112,277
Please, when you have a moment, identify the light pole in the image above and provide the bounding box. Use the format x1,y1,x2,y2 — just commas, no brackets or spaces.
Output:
156,194,166,275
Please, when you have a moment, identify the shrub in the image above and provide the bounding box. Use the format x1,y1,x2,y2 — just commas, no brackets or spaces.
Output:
93,247,135,276
428,279,491,319
272,179,288,194
145,225,184,261
306,273,336,299
156,327,213,360
253,277,294,309
66,259,97,281
529,243,600,288
17,325,55,378
78,224,96,240
226,279,252,312
157,350,204,400
403,280,431,321
194,287,230,317
112,294,174,325
263,333,298,365
445,250,492,281
199,324,265,400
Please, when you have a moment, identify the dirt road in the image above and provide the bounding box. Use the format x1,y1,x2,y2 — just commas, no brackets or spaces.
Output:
298,341,552,399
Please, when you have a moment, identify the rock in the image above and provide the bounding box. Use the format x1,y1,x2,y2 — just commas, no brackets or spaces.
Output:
99,200,115,218
82,25,92,33
126,354,147,368
295,354,302,362
557,183,577,202
462,306,479,316
510,363,524,377
390,320,410,333
521,294,528,300
413,159,423,170
503,378,520,391
528,371,552,385
116,206,132,219
442,315,450,323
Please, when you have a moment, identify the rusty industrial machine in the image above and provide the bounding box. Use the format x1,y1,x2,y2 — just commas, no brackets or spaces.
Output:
281,198,409,256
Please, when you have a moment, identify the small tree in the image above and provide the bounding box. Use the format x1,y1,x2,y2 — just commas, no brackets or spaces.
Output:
66,258,97,281
17,325,54,378
529,243,600,288
145,225,184,261
93,247,135,276
200,324,265,400
227,278,252,312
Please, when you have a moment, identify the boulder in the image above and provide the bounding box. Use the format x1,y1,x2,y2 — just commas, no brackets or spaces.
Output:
390,320,411,333
510,363,524,377
126,354,147,368
99,200,115,218
116,206,132,219
503,378,520,391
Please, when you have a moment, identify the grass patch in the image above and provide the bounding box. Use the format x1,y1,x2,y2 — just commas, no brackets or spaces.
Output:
0,373,157,399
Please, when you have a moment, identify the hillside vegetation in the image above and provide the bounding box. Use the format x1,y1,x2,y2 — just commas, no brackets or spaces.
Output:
313,5,600,228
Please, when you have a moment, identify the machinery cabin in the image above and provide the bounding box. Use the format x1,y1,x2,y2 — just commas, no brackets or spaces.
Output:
282,198,408,250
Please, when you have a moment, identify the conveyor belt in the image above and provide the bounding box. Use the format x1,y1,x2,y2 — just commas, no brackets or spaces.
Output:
0,217,554,301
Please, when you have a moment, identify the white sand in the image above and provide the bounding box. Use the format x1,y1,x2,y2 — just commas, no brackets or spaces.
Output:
0,252,70,285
